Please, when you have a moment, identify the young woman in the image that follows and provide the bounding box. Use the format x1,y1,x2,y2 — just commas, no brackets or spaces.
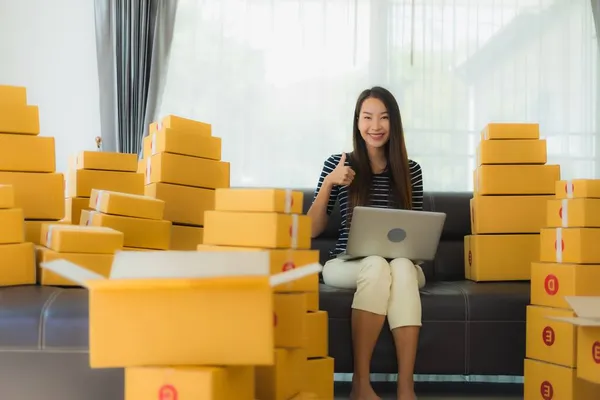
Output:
307,87,424,400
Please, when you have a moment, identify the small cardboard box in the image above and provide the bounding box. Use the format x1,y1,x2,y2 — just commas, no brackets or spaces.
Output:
477,139,546,165
0,242,36,286
36,246,114,286
303,357,334,400
215,188,304,214
66,169,144,198
255,348,306,400
65,197,91,224
71,151,138,172
0,171,64,220
540,227,600,264
40,251,322,368
0,105,40,135
170,225,204,250
0,208,24,244
150,115,211,136
555,179,600,199
145,152,230,190
523,358,600,399
25,220,70,245
0,85,27,105
145,182,215,226
531,262,600,309
473,165,560,195
0,134,55,172
305,311,329,359
470,195,552,234
480,123,539,140
526,305,576,368
274,293,307,349
144,128,221,160
90,189,165,220
0,184,14,209
549,296,600,385
547,198,600,228
40,224,124,254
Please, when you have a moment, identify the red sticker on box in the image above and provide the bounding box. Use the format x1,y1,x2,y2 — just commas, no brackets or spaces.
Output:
282,262,295,271
565,182,574,194
540,381,553,400
158,385,178,400
593,341,600,364
468,250,472,266
544,274,559,296
553,240,564,252
542,326,555,347
558,207,562,219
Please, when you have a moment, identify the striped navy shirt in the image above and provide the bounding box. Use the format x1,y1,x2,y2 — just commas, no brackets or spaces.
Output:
313,153,424,259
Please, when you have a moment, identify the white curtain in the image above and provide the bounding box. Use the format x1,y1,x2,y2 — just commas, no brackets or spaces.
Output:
159,0,598,191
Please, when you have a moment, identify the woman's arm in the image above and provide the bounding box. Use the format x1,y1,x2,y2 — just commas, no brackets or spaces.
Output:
307,156,340,238
410,160,424,211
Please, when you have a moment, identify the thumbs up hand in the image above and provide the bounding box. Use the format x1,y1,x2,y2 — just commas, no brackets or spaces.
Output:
325,153,355,186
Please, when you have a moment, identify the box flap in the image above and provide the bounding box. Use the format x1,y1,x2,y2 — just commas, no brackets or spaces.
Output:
109,250,270,279
269,263,322,287
548,316,600,327
565,296,600,319
40,260,107,288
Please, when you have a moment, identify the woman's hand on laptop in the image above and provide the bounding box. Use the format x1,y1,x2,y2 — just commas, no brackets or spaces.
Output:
325,153,355,186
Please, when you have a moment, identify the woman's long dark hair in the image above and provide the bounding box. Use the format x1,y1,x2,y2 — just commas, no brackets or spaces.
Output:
348,86,412,210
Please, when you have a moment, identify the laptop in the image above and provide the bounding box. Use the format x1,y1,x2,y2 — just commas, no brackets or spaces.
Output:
337,206,446,262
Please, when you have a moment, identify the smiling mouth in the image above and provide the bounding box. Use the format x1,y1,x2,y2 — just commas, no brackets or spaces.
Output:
369,133,385,139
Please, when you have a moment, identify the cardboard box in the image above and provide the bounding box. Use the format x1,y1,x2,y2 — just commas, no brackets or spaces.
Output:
548,296,600,385
39,251,322,367
145,153,230,189
0,172,64,219
555,179,600,199
24,220,69,245
0,242,36,286
215,188,304,214
66,169,144,198
137,158,145,174
197,245,320,294
204,211,311,249
480,123,539,140
144,128,221,160
71,151,137,172
0,85,27,105
65,197,91,224
547,198,600,228
531,262,600,309
305,311,328,358
0,208,24,244
145,182,214,226
170,225,204,250
83,211,171,250
90,189,165,220
540,227,600,264
0,105,39,135
274,293,307,349
40,224,124,254
464,234,539,281
36,247,114,286
470,195,552,234
125,366,254,400
255,348,306,400
150,115,211,136
477,139,546,165
473,165,560,195
303,357,334,400
0,184,14,209
523,358,600,399
526,305,576,367
0,134,55,172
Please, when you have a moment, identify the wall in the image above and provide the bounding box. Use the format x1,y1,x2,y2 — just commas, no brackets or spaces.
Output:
0,0,101,173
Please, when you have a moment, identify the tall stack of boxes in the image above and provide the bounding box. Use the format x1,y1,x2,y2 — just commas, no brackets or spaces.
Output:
142,115,228,250
65,151,142,224
198,188,334,399
524,179,600,398
0,184,35,286
36,224,124,286
0,85,65,245
464,123,560,281
80,189,171,251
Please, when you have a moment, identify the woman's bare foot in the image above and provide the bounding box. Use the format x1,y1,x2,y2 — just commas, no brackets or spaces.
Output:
350,381,381,400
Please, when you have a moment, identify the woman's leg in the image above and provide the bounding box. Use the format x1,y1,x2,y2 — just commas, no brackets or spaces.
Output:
387,258,426,400
323,256,392,400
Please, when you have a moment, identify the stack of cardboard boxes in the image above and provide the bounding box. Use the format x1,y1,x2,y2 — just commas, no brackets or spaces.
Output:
142,115,228,250
0,85,65,245
465,123,561,281
524,179,600,398
65,151,142,224
80,189,171,251
0,184,35,286
39,249,322,399
199,188,334,399
36,224,124,286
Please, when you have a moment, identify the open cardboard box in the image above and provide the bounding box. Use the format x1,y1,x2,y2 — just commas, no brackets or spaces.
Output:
548,296,600,385
41,250,322,369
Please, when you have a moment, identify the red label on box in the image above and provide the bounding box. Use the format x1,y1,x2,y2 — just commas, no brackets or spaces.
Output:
544,274,559,296
542,326,555,347
593,341,600,364
540,380,554,400
158,385,178,400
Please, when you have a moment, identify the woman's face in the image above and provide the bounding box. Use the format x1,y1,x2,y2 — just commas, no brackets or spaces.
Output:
358,97,390,149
